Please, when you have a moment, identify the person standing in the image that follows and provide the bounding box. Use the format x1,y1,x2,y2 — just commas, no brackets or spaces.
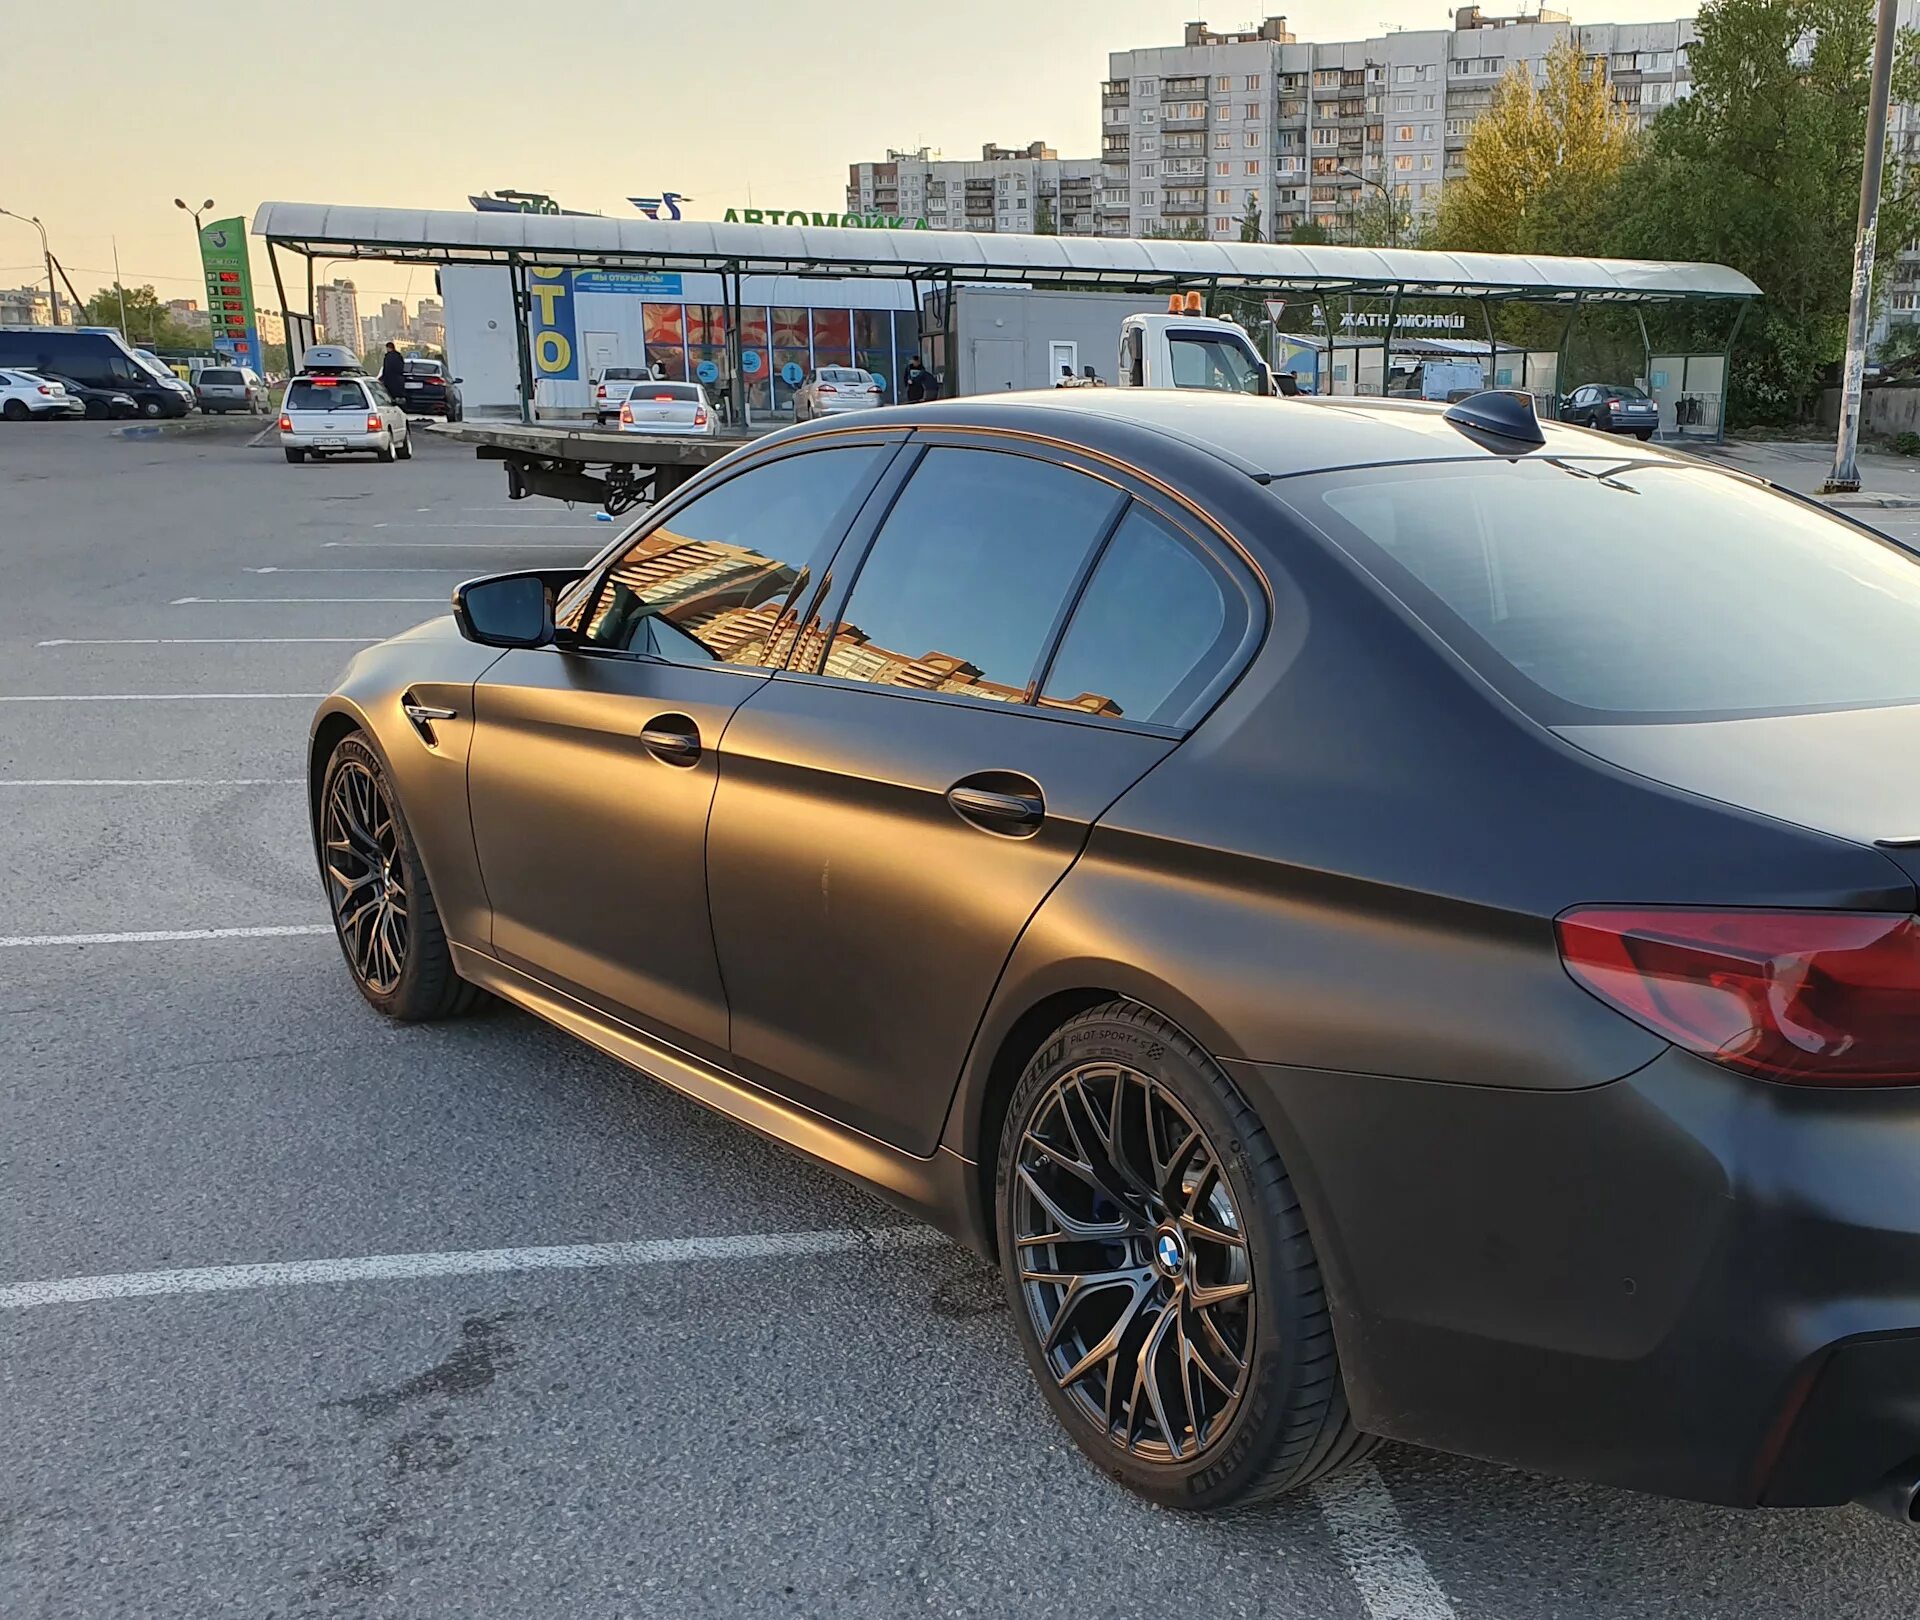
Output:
379,341,407,400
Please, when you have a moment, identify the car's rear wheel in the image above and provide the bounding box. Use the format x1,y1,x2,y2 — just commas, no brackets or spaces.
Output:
396,428,414,461
2,399,28,421
284,447,304,463
376,434,397,463
997,1001,1376,1510
319,735,482,1021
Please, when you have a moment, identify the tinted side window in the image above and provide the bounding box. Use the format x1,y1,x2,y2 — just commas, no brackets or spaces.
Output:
1041,506,1248,725
821,447,1124,703
579,445,886,667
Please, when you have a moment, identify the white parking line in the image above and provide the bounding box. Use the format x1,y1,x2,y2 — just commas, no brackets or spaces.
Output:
324,540,593,550
370,522,601,530
1314,1464,1457,1620
172,597,443,605
0,924,331,949
0,692,325,703
0,1225,946,1309
37,637,381,647
0,778,300,788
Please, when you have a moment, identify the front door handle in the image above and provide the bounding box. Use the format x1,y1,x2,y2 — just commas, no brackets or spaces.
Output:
640,713,701,767
946,777,1045,836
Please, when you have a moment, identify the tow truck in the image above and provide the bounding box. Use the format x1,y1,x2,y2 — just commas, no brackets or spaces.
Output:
435,292,1282,514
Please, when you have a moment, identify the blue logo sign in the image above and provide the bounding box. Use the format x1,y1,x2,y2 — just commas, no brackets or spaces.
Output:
741,349,763,376
628,192,689,221
1154,1232,1184,1274
695,360,719,385
780,360,804,386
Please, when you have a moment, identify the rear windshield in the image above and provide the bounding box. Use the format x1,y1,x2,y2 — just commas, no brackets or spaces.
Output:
819,368,867,384
199,369,242,384
1607,385,1651,401
631,383,701,401
601,368,646,381
286,379,369,410
1294,457,1920,723
403,361,443,376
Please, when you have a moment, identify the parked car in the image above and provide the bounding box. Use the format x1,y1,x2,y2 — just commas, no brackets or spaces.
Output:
1560,381,1659,439
616,380,714,436
277,372,412,463
397,357,463,420
21,369,136,418
0,367,85,420
306,387,1920,1524
593,366,651,425
793,365,882,421
0,326,193,417
194,366,269,414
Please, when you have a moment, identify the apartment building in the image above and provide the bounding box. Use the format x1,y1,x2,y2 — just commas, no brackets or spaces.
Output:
313,278,361,347
0,285,53,325
845,141,1106,235
1100,11,1695,243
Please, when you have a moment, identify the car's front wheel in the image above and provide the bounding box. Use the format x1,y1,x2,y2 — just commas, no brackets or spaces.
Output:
319,734,481,1021
140,398,163,418
997,1001,1375,1510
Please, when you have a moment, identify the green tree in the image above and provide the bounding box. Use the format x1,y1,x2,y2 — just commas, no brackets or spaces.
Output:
1434,36,1638,255
1239,195,1263,243
1287,220,1330,245
82,284,205,351
1147,217,1208,241
1345,187,1416,248
1034,195,1057,235
1607,0,1920,424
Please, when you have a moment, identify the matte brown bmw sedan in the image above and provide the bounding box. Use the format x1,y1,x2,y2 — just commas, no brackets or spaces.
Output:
311,388,1920,1521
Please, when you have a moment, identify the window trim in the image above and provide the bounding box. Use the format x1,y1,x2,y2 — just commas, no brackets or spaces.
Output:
778,431,1267,738
561,432,909,669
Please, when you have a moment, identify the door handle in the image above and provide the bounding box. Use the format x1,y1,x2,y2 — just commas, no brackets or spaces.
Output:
946,779,1045,835
640,714,701,767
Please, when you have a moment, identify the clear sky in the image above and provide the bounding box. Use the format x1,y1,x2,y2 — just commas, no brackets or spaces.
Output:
6,0,1693,310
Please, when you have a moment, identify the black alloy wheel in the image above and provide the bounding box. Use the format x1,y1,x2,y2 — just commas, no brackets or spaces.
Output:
998,1002,1375,1508
318,735,483,1020
323,753,409,997
1012,1060,1254,1463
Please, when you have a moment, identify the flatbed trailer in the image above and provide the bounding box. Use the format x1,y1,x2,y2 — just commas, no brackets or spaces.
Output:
429,420,757,513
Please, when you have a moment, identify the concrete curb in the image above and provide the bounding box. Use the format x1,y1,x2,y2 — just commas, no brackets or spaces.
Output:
1821,493,1920,509
109,414,267,441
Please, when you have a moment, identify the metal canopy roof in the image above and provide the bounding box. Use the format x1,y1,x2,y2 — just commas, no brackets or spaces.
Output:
253,202,1760,304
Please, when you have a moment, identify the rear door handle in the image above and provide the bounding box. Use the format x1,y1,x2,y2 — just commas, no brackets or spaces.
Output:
946,780,1045,835
640,714,701,767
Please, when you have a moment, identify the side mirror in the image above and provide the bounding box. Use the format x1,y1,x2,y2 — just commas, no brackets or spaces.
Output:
452,569,574,649
452,377,464,385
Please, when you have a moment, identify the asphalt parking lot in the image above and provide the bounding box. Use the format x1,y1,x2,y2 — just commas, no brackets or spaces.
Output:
4,420,1920,1620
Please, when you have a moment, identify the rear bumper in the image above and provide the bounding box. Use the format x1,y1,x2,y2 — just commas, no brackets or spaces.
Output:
281,429,386,452
614,422,714,437
1226,1046,1920,1508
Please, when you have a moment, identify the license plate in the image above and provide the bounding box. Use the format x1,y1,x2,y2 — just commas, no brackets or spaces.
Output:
404,381,422,389
315,438,347,449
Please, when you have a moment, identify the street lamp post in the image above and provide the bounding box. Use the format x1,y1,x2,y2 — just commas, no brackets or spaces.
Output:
1336,169,1397,248
0,206,59,324
174,196,215,335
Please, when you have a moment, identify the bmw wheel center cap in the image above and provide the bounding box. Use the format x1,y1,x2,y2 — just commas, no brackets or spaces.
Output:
1153,1227,1185,1279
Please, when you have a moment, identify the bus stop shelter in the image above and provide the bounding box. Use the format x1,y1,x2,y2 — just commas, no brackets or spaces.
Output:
253,202,1760,436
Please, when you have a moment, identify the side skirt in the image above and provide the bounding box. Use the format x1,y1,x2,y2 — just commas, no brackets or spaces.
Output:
450,943,989,1253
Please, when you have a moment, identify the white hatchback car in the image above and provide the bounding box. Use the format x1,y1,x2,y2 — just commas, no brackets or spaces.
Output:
793,366,882,421
278,374,413,463
0,368,85,421
616,381,716,436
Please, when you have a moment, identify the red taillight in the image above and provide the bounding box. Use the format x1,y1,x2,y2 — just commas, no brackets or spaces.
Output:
619,402,634,424
367,413,382,432
818,384,837,394
277,413,292,431
693,409,707,425
651,393,677,401
596,384,607,399
1557,907,1920,1086
37,384,51,394
867,385,881,393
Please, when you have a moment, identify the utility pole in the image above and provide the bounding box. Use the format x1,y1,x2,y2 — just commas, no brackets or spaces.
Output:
0,206,59,323
1826,0,1900,493
112,237,128,339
